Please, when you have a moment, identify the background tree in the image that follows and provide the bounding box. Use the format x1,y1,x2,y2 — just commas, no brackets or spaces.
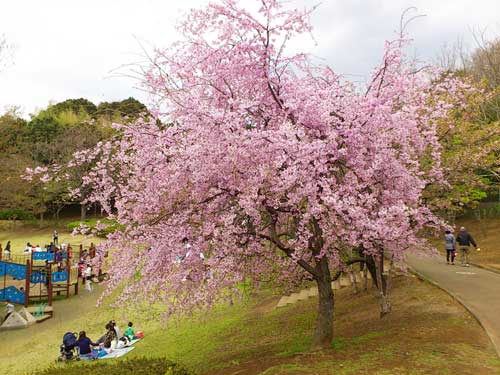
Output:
95,97,148,123
0,108,31,211
433,36,500,219
0,97,147,222
77,0,465,349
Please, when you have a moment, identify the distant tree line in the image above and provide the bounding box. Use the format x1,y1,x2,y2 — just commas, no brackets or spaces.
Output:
430,35,500,221
0,97,148,223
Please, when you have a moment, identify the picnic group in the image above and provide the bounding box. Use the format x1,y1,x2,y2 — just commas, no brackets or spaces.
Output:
2,230,69,262
62,320,144,361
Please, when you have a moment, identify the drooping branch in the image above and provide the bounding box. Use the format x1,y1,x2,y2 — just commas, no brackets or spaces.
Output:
331,257,367,281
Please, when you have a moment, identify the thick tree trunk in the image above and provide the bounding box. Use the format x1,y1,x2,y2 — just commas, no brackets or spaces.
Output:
362,265,368,291
313,255,334,349
365,255,386,291
38,212,44,228
54,206,62,221
375,254,392,317
357,248,380,289
80,203,87,221
348,248,359,293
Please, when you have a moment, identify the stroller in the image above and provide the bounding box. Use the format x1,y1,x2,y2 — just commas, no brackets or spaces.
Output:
58,332,80,362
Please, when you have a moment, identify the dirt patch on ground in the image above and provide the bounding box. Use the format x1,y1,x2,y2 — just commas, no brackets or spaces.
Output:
205,275,500,375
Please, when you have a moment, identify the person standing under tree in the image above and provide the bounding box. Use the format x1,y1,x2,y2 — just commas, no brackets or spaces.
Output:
4,241,11,260
444,230,456,265
456,227,477,267
53,230,58,246
84,264,93,292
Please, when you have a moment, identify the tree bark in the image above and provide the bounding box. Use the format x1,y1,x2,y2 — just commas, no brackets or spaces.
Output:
375,254,392,317
80,203,87,221
312,255,334,349
38,212,44,228
357,248,380,289
54,206,63,221
365,254,386,291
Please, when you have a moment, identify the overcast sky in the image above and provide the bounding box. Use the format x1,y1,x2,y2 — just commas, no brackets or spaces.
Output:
1,0,499,117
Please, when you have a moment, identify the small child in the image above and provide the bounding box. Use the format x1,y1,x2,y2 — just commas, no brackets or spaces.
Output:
84,264,93,292
124,321,136,340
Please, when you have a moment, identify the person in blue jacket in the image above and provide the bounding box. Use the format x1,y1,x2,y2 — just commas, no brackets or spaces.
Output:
76,331,98,356
444,230,456,265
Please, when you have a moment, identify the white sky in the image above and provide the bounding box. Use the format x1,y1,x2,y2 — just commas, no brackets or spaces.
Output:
1,0,499,117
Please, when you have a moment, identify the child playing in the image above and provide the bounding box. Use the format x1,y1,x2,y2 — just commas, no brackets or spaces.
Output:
124,321,136,340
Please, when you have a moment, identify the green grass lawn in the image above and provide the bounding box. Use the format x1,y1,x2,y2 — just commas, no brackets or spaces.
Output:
1,226,499,375
0,220,100,256
1,275,499,375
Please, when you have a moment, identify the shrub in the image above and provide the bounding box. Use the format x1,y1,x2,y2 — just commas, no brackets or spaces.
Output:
66,218,122,238
0,209,35,221
32,357,190,375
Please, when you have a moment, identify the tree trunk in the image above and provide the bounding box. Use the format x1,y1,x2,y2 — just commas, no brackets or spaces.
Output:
375,254,392,317
313,255,334,349
365,255,387,291
357,248,380,289
38,212,44,228
54,206,62,222
362,265,368,291
348,248,359,293
80,203,87,221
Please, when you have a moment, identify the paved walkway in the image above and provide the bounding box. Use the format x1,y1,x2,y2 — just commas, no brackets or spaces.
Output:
407,254,500,357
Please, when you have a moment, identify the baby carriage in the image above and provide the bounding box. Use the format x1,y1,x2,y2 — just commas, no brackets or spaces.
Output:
58,332,80,362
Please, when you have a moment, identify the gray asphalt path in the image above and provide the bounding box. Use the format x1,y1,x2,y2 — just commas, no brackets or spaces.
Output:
407,254,500,357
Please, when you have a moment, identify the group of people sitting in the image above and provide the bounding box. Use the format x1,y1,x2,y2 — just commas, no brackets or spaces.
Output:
22,241,69,255
76,320,142,359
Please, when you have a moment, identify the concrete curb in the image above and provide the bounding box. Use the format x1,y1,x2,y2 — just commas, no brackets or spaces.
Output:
470,262,500,275
407,265,500,359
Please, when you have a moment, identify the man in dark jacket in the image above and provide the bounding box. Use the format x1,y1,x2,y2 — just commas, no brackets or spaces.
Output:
456,227,477,267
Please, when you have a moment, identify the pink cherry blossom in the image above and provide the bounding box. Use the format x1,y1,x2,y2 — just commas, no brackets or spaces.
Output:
72,0,467,348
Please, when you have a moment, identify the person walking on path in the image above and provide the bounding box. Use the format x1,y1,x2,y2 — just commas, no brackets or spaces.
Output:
444,230,456,265
456,227,477,267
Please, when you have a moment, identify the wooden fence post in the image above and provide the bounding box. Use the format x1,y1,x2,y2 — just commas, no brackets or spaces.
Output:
66,255,70,298
24,259,30,307
47,263,53,306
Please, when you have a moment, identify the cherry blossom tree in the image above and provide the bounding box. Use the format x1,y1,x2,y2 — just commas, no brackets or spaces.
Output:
77,0,466,348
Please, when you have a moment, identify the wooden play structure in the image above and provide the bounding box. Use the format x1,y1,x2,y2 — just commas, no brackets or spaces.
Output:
0,243,97,329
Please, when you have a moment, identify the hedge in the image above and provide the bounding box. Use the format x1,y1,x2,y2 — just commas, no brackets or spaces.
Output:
67,218,122,237
32,357,190,375
0,209,35,221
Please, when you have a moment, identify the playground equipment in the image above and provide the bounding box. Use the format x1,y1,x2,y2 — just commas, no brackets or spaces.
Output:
0,251,78,309
0,243,96,315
